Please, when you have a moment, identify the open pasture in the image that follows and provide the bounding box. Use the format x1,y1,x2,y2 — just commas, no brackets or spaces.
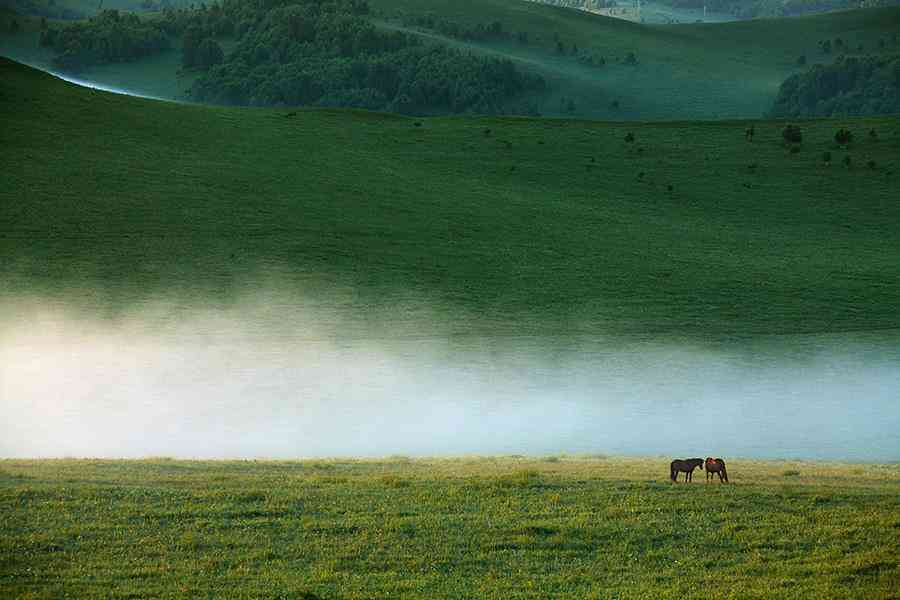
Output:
2,457,899,598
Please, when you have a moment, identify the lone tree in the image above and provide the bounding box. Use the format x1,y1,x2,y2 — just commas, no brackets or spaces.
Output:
782,124,802,145
835,128,853,146
624,132,635,143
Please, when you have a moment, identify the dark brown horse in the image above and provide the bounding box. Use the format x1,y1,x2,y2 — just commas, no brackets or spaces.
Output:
705,457,728,483
670,458,704,483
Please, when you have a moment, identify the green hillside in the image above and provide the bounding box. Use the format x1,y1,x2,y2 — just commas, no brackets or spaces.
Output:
2,2,899,119
371,1,900,119
2,57,900,337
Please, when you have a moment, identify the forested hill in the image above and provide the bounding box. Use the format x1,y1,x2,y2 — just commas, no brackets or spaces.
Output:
33,0,545,115
770,54,900,118
7,0,900,119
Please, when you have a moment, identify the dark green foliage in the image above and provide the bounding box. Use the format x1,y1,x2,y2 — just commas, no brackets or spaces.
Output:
41,10,170,72
797,54,806,66
188,0,544,113
822,150,832,164
822,39,832,54
624,131,635,143
195,37,224,69
782,123,802,145
402,13,509,44
844,155,853,167
835,127,853,146
182,26,223,69
770,55,900,118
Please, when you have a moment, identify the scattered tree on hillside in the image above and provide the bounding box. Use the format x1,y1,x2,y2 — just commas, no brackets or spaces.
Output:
834,128,853,146
782,124,802,145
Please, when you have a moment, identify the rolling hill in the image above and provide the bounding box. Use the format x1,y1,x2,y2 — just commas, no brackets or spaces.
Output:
2,56,900,338
1,1,899,119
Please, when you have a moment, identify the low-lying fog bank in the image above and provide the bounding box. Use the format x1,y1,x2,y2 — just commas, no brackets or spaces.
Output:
2,295,898,461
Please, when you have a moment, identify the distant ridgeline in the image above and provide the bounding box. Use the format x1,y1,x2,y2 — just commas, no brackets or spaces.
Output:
6,0,85,21
771,53,900,117
531,0,900,19
658,0,900,19
36,0,545,115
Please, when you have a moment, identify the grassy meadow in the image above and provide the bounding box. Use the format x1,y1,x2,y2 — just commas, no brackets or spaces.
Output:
1,457,898,598
3,57,900,336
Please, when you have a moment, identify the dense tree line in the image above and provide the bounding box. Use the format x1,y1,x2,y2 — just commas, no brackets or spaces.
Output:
769,54,900,117
187,0,545,113
39,9,170,72
36,0,544,115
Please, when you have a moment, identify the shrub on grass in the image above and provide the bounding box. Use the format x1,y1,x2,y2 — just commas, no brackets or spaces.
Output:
835,128,853,146
782,124,802,145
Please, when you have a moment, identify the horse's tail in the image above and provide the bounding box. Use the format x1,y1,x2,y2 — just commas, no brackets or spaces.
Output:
721,462,729,482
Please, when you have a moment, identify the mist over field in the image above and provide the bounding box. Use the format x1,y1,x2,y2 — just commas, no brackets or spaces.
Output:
3,292,898,461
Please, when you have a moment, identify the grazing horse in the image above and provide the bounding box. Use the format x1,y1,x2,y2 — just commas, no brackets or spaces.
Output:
705,457,729,483
670,458,704,483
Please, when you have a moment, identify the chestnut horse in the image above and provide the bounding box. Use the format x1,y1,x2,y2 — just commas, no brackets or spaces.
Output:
705,457,728,483
670,458,704,483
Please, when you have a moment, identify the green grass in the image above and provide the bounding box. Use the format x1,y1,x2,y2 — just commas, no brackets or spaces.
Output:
1,457,898,598
3,57,900,337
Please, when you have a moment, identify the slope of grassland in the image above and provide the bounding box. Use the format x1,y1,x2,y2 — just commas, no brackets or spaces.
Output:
1,458,898,598
2,2,899,118
2,57,900,337
369,1,900,118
